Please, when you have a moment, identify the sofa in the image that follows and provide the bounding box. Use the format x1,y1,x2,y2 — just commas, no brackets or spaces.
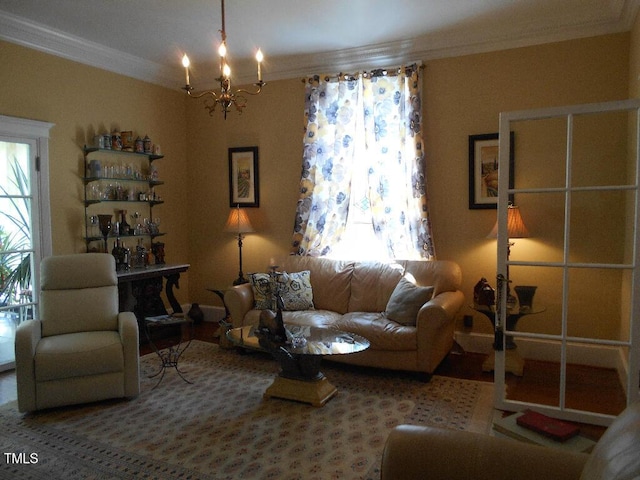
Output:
380,401,640,480
224,256,464,376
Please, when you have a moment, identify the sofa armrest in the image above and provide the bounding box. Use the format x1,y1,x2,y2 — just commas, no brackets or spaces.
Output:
15,319,42,413
417,290,465,330
381,425,587,480
118,311,140,397
414,290,464,373
224,283,255,328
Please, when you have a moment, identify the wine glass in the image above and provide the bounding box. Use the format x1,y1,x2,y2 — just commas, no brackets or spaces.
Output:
97,214,112,253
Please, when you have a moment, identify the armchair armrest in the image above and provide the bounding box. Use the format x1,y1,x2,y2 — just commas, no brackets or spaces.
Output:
118,311,140,397
15,319,42,413
381,425,587,480
224,283,254,328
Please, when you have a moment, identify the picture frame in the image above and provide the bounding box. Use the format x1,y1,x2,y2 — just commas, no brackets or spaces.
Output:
229,146,259,207
468,132,514,209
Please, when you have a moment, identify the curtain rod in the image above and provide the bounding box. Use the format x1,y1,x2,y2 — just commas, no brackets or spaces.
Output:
302,63,423,84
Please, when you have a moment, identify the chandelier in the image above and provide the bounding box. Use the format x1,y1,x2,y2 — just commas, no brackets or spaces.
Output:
181,0,265,119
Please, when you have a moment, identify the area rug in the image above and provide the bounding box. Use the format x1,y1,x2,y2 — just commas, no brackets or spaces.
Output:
0,341,494,480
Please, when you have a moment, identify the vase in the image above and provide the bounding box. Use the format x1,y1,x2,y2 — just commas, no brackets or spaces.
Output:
515,285,537,313
119,209,130,235
187,303,204,324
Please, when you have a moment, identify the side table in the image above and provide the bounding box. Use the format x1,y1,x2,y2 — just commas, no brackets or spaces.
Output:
144,314,194,388
472,305,546,376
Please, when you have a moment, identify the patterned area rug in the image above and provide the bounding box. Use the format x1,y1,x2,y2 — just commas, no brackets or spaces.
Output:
0,341,494,479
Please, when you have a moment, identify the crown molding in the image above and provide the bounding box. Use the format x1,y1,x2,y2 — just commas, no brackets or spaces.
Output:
1,2,638,90
0,10,179,88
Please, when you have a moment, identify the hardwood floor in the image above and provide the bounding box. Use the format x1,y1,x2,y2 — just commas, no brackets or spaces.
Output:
0,321,626,440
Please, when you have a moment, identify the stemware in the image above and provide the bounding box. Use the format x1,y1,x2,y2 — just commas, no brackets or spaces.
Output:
97,214,112,253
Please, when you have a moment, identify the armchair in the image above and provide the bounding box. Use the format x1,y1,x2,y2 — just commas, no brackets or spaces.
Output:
15,253,139,412
381,402,640,480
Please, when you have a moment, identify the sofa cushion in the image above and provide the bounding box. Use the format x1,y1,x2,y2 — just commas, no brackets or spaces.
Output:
249,273,273,309
35,330,124,382
333,312,417,351
348,261,404,313
385,276,434,326
279,270,314,311
282,310,342,328
277,256,354,314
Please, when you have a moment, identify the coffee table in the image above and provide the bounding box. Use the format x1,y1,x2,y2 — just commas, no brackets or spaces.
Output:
227,324,370,407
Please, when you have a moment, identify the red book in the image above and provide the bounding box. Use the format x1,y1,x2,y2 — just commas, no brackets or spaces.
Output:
516,410,580,442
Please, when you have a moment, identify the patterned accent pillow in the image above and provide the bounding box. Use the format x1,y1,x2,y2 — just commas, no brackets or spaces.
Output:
278,270,314,311
385,276,434,326
249,272,273,310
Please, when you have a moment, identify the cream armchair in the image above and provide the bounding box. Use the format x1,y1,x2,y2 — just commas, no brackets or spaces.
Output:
15,253,139,413
381,402,640,480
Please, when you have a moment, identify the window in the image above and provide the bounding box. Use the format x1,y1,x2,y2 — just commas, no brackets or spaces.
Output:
0,115,53,371
291,65,434,260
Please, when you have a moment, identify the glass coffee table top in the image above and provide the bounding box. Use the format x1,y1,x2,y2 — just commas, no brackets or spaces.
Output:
226,324,369,356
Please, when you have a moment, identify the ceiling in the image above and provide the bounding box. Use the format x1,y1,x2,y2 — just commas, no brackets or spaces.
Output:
1,0,639,90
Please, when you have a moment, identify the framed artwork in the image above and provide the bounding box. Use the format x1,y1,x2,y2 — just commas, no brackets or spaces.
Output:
229,146,259,207
468,132,514,209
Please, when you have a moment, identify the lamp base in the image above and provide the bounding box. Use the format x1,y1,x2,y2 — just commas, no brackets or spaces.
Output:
233,275,249,286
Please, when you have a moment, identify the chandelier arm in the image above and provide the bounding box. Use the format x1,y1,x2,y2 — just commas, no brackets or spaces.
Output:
183,87,220,101
235,82,266,96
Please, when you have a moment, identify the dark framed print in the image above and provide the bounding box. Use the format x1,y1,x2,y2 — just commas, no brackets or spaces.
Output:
229,147,259,207
468,132,514,209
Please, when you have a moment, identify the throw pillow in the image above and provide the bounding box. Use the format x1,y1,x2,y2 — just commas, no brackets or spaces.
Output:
385,276,434,326
249,272,273,310
278,270,314,311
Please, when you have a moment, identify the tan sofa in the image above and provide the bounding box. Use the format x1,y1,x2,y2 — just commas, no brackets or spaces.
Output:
224,256,464,376
380,401,640,480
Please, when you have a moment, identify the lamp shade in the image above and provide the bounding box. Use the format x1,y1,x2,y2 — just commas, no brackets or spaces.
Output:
224,207,254,234
488,205,529,238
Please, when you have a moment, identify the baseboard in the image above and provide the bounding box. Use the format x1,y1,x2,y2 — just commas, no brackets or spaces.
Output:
177,304,226,323
455,330,624,371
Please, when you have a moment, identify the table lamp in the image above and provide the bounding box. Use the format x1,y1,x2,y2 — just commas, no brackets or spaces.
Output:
488,203,530,308
225,205,254,285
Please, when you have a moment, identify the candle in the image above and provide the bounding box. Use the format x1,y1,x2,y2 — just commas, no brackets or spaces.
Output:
181,54,190,85
256,49,263,82
218,42,227,76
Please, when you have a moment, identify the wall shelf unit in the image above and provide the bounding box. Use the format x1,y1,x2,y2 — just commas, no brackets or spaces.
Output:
82,145,166,255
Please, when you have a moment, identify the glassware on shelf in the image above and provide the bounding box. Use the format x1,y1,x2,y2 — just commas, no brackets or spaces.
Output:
97,214,112,253
89,215,99,237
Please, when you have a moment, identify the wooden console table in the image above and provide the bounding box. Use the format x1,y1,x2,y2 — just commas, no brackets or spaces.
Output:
117,263,190,326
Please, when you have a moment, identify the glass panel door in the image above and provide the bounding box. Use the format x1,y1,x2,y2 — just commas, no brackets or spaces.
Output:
494,100,640,426
0,138,37,371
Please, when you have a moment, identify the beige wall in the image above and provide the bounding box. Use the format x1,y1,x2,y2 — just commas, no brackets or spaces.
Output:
0,41,191,306
188,34,631,339
1,31,634,337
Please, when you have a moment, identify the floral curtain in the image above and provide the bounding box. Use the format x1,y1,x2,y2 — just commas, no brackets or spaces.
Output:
363,66,434,259
290,75,360,257
291,65,435,259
